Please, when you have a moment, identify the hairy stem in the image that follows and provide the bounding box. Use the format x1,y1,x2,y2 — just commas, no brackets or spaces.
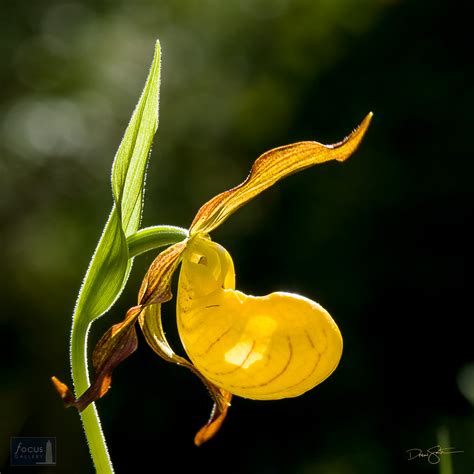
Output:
127,225,188,257
71,319,113,473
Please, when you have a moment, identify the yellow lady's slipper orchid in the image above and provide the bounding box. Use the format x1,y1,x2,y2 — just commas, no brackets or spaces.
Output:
53,113,372,445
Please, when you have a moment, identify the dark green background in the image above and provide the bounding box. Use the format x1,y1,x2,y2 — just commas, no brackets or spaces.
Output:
1,0,472,472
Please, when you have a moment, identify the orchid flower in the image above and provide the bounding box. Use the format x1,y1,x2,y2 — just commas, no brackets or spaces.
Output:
53,112,372,445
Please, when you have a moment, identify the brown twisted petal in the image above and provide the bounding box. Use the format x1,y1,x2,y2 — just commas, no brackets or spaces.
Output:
139,304,232,446
52,305,141,411
52,242,188,411
189,113,373,236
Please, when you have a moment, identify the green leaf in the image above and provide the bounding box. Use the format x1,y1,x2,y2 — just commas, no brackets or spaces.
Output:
111,41,162,236
73,41,161,325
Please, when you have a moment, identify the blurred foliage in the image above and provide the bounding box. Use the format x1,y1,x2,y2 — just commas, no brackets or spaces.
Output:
0,0,472,472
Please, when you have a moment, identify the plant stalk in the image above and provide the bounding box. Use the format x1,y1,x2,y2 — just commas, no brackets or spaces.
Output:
71,319,113,473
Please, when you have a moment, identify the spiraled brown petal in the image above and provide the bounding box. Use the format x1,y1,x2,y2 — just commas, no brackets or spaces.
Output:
53,242,188,411
190,113,372,235
53,306,141,411
139,303,232,445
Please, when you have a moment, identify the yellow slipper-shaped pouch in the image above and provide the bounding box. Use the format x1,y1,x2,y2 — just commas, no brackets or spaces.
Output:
177,235,343,400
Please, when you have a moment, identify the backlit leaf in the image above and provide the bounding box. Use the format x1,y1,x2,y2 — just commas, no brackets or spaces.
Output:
73,41,161,326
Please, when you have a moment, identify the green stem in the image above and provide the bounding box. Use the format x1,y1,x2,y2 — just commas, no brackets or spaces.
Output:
71,319,113,473
70,225,188,473
127,225,188,258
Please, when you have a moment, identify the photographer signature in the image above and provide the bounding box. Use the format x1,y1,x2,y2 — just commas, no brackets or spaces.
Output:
406,445,463,464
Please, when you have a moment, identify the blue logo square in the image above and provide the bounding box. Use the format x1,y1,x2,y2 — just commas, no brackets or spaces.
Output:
10,437,56,466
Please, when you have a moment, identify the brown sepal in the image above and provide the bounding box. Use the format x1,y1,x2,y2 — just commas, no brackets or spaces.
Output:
52,305,141,411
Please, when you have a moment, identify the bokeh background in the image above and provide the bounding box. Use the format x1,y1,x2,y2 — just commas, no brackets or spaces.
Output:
1,0,472,472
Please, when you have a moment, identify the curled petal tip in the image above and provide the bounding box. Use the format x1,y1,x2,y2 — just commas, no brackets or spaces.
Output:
51,376,76,408
334,111,373,162
194,393,232,447
361,111,374,130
